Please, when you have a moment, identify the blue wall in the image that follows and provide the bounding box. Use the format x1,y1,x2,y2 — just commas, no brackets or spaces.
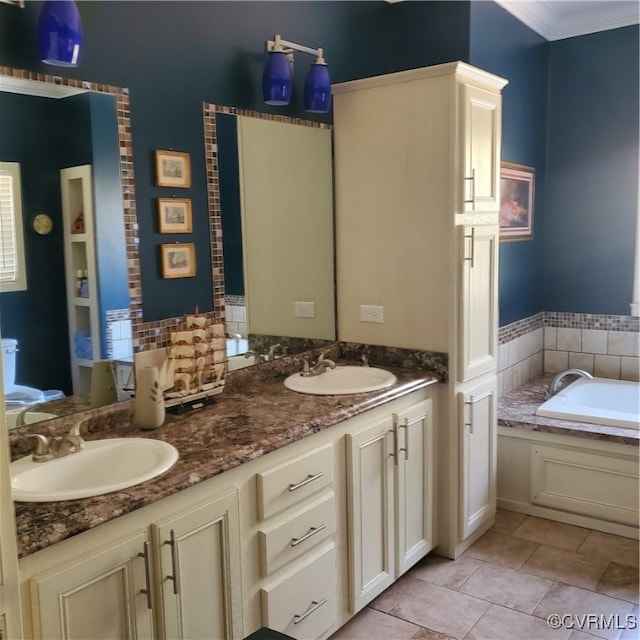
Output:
1,2,637,334
469,1,548,326
543,26,639,315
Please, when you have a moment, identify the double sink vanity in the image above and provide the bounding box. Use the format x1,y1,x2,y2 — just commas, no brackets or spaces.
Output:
10,349,441,640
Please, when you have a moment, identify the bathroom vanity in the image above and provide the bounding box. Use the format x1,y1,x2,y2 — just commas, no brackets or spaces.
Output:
13,362,439,640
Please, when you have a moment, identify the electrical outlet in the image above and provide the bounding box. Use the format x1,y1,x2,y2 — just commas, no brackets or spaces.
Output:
360,304,384,324
295,301,316,318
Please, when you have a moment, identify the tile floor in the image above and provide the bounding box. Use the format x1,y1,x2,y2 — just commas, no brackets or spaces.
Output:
330,510,639,640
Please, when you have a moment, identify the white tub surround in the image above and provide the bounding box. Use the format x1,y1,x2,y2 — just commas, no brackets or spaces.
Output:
536,377,639,430
498,374,639,539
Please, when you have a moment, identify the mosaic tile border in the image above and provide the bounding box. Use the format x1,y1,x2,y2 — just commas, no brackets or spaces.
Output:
0,66,145,349
543,312,639,332
498,313,543,345
226,295,245,306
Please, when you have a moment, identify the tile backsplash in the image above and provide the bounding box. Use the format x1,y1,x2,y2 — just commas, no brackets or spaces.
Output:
498,312,640,397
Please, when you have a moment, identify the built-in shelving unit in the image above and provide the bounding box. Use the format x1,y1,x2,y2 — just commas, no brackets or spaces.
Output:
61,165,100,394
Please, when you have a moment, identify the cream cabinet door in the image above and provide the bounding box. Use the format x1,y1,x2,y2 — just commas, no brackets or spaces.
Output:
152,489,243,640
346,415,395,613
459,380,497,540
459,83,502,214
29,531,153,640
394,399,436,575
458,225,498,382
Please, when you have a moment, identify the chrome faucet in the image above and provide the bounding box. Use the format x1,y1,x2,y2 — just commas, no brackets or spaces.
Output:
26,421,85,463
15,403,38,427
267,343,283,361
548,368,593,397
300,353,337,377
244,350,266,365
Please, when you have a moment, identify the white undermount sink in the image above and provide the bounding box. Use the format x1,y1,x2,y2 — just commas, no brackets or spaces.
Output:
11,438,179,502
284,365,397,395
5,410,58,430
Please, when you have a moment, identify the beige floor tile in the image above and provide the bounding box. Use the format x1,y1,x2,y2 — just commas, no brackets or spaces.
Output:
466,604,571,640
577,532,640,569
522,544,609,591
390,580,490,640
512,516,590,552
329,606,420,640
567,631,602,640
370,574,423,613
460,562,553,614
463,530,538,569
596,562,640,604
409,553,484,589
491,508,527,535
410,627,456,640
533,583,634,640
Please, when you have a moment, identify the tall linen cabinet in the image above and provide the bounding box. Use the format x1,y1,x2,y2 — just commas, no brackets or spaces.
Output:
333,62,507,558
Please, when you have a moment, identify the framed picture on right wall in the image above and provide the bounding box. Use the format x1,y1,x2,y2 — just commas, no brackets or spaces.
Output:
499,162,535,241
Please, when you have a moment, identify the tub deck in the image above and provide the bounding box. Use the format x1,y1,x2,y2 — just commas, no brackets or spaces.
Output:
498,373,639,447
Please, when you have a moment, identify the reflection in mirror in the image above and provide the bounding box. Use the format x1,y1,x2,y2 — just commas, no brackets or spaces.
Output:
0,67,140,425
204,105,337,371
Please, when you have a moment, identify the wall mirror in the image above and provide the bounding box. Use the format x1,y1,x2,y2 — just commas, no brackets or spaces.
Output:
0,66,140,426
204,104,336,371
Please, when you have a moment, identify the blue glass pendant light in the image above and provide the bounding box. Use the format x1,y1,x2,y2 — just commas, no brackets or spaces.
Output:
303,52,331,114
38,0,83,67
262,36,292,106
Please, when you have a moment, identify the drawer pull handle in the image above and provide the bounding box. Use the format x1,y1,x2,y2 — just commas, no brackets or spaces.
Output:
138,541,153,610
293,597,328,625
288,472,324,492
164,529,181,595
290,523,327,547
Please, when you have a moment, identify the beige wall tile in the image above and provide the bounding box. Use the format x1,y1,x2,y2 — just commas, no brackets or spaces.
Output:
557,328,582,352
620,357,640,381
608,332,640,357
568,352,594,373
545,350,569,372
544,327,557,350
594,354,621,379
582,329,608,355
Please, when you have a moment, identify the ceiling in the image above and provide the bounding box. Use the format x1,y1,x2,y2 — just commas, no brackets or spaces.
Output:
491,1,639,41
386,1,640,41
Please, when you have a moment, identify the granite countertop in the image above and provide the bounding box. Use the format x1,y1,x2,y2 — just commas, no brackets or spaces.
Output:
498,373,639,447
11,357,439,558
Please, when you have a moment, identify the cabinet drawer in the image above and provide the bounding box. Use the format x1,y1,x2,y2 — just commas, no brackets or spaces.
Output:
261,544,337,640
259,493,335,575
257,444,333,520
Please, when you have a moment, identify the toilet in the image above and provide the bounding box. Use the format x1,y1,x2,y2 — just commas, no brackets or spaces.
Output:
1,338,62,405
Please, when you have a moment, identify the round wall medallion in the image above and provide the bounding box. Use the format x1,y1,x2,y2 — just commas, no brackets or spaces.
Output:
33,213,53,235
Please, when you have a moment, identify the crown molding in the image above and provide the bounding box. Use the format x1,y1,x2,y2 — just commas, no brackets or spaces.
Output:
494,0,640,41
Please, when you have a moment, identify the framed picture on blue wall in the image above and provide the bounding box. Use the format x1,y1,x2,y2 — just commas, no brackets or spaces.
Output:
155,150,191,188
499,162,534,241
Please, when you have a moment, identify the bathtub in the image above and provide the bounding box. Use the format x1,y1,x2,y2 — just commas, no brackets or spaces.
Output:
536,377,640,430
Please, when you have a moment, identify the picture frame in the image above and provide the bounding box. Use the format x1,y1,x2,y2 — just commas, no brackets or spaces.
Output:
499,162,535,241
161,243,196,279
155,150,191,188
157,198,192,233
